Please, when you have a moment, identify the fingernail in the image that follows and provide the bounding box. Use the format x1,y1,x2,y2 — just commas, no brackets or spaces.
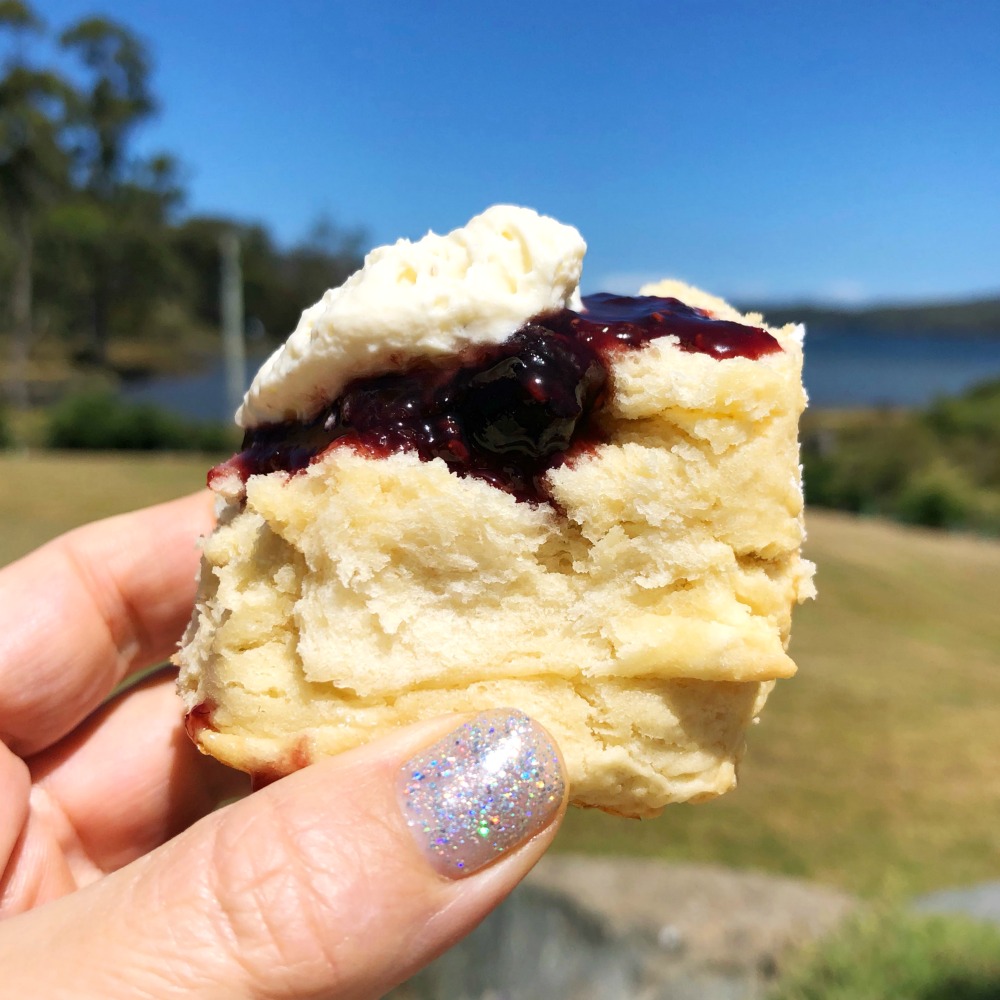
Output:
397,709,565,879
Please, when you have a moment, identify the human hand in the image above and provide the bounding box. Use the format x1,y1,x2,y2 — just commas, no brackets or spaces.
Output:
0,493,566,998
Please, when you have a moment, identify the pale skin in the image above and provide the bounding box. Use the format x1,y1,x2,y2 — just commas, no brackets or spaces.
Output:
0,492,566,999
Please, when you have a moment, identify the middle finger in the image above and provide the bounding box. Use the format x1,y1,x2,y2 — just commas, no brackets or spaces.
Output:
28,671,247,881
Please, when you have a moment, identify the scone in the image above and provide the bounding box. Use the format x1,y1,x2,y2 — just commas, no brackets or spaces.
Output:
175,205,814,818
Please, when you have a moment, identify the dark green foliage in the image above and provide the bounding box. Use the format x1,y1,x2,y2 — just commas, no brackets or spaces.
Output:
893,468,974,530
58,16,155,196
924,378,1000,448
0,4,74,411
0,4,364,399
0,403,10,447
769,909,1000,1000
46,390,233,451
803,379,1000,533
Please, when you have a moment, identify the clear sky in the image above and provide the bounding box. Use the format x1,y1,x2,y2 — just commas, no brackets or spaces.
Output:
32,0,1000,304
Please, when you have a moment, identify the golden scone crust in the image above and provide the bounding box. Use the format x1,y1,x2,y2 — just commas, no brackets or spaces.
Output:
175,281,814,818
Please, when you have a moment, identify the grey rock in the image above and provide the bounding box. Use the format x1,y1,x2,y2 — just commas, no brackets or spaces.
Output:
390,855,857,999
389,883,642,1000
528,855,856,974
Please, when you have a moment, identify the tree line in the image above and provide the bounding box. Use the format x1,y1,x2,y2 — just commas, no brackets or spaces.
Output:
749,297,1000,337
0,1,363,408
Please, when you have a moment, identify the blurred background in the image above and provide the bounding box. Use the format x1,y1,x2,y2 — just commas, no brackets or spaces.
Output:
1,1,998,996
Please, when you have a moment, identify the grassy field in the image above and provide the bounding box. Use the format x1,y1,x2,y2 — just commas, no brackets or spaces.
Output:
0,451,214,564
3,451,999,898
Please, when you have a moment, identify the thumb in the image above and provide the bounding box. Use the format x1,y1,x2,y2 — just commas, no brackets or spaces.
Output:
0,710,566,1000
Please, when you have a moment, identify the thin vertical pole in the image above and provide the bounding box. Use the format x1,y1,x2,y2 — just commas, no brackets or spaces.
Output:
219,230,246,420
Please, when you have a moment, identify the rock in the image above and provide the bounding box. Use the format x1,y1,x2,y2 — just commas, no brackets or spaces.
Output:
529,855,855,974
390,883,643,1000
913,882,1000,924
391,855,857,999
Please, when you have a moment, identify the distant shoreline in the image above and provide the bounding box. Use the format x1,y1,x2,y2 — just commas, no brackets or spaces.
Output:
739,295,1000,337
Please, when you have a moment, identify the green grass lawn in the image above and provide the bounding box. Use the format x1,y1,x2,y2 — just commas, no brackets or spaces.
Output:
3,451,999,898
769,907,1000,1000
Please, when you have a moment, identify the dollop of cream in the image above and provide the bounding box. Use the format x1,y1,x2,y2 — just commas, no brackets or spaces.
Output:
238,205,586,428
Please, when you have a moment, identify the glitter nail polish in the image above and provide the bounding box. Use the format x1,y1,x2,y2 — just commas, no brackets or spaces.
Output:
397,710,565,878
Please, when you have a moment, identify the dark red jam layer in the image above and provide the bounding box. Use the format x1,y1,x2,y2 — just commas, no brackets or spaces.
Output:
213,294,781,504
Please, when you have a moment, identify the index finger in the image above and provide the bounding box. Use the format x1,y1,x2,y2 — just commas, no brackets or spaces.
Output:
0,491,215,757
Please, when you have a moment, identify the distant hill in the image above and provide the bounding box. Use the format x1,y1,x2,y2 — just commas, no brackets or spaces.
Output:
740,295,1000,336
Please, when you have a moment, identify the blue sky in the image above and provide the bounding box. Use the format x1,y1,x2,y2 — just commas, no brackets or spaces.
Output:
32,1,1000,304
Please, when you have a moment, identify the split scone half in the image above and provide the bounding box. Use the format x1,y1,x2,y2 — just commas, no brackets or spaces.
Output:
175,205,815,818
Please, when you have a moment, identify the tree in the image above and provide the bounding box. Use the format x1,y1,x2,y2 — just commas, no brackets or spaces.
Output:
171,214,365,345
59,16,154,196
59,16,160,363
0,0,70,411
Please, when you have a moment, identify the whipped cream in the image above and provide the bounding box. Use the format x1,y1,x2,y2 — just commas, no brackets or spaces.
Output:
237,205,586,428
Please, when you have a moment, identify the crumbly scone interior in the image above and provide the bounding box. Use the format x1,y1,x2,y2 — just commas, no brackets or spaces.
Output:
176,285,814,818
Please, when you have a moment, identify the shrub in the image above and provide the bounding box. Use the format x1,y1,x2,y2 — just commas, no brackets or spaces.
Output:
803,377,1000,534
46,391,234,452
924,378,1000,443
923,379,1000,490
802,420,939,516
893,465,974,530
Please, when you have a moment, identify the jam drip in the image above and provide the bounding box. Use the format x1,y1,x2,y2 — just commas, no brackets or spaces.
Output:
216,294,782,503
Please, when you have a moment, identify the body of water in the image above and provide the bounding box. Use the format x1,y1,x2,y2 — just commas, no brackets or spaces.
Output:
803,326,1000,408
121,327,1000,423
121,353,266,424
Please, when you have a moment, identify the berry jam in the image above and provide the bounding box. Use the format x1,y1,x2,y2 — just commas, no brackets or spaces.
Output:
213,294,781,503
567,293,781,359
